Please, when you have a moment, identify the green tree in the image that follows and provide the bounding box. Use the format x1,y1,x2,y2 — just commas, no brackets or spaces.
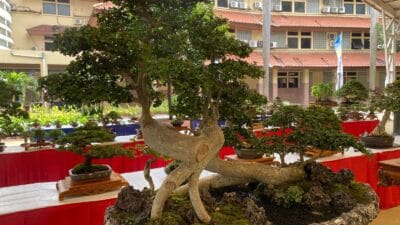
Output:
0,71,38,107
40,1,304,222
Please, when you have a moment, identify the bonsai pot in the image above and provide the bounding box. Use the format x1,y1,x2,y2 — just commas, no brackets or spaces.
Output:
171,120,184,127
69,164,112,183
360,135,395,149
235,148,264,159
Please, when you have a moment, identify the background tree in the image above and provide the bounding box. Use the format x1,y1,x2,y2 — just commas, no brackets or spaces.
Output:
40,1,306,222
0,71,38,108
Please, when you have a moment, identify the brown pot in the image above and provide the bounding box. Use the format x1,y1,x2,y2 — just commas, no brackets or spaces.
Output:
235,148,264,159
360,135,395,149
69,164,112,184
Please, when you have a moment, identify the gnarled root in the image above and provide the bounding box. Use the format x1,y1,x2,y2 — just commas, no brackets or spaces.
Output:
189,170,211,223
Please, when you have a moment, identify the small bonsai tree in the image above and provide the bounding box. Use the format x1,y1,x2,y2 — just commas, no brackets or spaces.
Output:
264,105,368,165
369,80,400,136
56,122,133,174
335,80,369,105
46,129,65,143
311,83,335,105
105,111,122,125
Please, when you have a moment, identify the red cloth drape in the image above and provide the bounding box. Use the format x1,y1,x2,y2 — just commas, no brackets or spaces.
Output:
0,143,235,187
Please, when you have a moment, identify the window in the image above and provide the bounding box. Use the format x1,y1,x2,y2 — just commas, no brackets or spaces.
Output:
217,0,228,7
351,32,369,50
281,0,305,13
287,32,312,49
344,0,366,15
344,71,357,83
44,36,54,51
236,30,251,43
397,72,400,80
278,72,299,88
43,0,70,16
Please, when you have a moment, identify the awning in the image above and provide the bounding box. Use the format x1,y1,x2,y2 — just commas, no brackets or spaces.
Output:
26,25,69,36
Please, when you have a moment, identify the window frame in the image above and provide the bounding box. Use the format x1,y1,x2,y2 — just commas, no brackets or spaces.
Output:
343,71,358,83
344,0,367,15
287,31,312,49
43,0,71,16
44,36,55,51
278,71,300,88
281,0,306,13
350,32,370,50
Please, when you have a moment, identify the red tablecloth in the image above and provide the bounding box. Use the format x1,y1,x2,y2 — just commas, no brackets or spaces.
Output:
0,142,235,187
1,149,400,225
341,120,379,138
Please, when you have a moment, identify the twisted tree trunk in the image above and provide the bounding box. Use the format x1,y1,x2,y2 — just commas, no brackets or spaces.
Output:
140,110,305,223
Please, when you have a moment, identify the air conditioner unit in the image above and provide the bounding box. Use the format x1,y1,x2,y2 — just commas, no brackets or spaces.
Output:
254,2,263,10
327,33,336,39
321,6,330,13
274,4,282,12
338,7,345,13
249,40,258,48
241,39,249,44
31,46,39,51
239,2,247,9
257,40,263,47
74,18,83,25
331,7,339,13
270,42,278,48
230,1,239,8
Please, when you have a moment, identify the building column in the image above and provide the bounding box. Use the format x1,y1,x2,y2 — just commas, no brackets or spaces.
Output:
272,68,278,100
303,69,310,105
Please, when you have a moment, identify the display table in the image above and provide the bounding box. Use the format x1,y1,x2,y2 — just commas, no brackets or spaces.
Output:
0,142,235,187
42,123,140,136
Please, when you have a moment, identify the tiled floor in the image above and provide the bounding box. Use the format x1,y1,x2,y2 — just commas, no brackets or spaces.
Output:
370,206,400,225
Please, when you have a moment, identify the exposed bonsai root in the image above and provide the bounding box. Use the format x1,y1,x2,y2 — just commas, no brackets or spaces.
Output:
175,174,252,194
144,158,156,191
188,170,211,223
151,162,193,219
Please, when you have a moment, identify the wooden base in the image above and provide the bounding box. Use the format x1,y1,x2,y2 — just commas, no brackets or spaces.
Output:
226,155,278,165
379,158,400,186
305,148,342,158
56,172,129,201
24,142,55,150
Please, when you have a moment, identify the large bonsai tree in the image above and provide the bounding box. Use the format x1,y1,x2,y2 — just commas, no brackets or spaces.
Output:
370,80,400,135
39,1,362,222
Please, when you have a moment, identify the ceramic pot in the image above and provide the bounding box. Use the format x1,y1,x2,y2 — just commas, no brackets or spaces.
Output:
69,164,112,183
360,135,394,149
235,148,264,159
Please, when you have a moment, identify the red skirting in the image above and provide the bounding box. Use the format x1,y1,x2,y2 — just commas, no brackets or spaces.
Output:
0,143,235,187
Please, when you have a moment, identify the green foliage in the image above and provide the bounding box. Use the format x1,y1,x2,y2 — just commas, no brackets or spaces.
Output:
72,163,109,174
371,80,400,113
335,80,369,104
29,105,87,125
46,129,65,142
0,71,39,106
264,105,368,165
311,83,334,102
30,128,46,142
56,122,133,166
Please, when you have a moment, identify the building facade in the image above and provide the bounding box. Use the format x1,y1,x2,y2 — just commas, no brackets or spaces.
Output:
0,0,98,76
214,0,400,104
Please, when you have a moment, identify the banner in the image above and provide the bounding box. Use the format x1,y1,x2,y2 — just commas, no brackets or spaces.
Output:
333,32,343,91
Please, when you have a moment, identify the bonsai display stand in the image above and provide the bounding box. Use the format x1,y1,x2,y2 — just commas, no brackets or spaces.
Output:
305,148,342,158
226,155,278,165
24,142,55,151
56,172,129,200
378,158,400,186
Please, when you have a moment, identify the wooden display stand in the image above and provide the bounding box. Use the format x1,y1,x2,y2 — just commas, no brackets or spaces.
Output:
24,142,55,151
378,158,400,186
305,148,342,158
226,155,278,165
56,172,129,200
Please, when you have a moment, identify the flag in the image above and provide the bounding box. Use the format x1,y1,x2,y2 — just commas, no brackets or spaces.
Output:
333,32,343,91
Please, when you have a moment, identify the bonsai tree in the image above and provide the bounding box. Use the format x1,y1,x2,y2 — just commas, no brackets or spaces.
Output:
30,128,46,144
264,105,367,165
361,80,400,148
105,111,122,125
46,129,65,143
335,80,369,105
311,83,335,106
56,122,133,174
40,1,372,223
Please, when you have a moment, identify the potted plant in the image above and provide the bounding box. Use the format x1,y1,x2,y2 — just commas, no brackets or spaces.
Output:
46,129,65,143
56,122,133,183
69,121,79,128
171,115,185,127
311,83,337,106
105,111,122,125
335,80,369,106
54,120,62,129
361,80,400,148
30,128,46,146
